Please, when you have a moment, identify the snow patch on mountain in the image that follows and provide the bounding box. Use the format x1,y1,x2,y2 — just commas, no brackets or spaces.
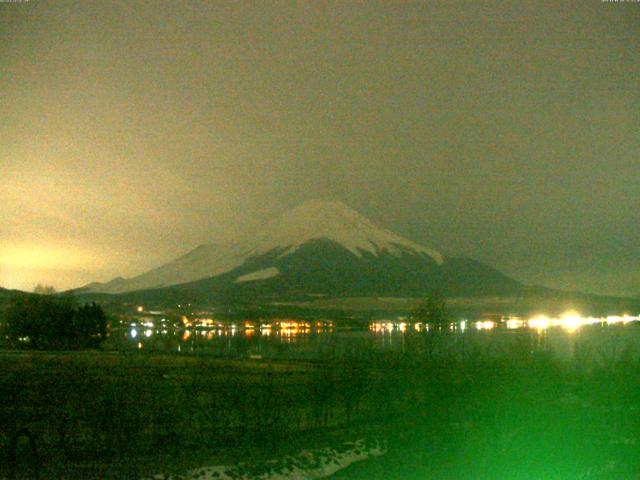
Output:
235,267,280,283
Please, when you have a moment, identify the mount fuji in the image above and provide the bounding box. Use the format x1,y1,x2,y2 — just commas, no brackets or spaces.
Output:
80,200,523,301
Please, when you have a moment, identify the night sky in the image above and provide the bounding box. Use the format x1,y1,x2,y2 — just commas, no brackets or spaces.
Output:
1,1,639,296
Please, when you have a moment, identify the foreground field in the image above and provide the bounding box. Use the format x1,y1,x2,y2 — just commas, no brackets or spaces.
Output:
0,350,384,478
1,337,640,479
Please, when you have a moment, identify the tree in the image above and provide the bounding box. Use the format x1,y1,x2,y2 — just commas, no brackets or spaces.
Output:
1,295,107,349
71,302,108,347
33,284,57,295
413,292,449,325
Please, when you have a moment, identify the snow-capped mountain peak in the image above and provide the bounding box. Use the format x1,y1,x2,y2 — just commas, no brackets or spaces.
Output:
242,200,443,263
82,200,443,293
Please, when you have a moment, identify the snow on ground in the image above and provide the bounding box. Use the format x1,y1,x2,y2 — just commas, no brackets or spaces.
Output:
235,267,280,283
142,438,386,480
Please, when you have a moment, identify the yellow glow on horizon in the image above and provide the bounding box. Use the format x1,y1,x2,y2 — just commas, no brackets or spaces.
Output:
0,242,117,291
0,244,97,270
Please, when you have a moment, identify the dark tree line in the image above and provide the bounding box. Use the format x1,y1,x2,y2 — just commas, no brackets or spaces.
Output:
1,295,107,349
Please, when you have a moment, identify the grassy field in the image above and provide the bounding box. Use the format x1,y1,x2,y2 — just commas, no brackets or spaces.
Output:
2,337,640,479
0,350,384,478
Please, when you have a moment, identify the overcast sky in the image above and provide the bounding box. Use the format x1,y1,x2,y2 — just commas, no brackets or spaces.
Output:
1,0,639,296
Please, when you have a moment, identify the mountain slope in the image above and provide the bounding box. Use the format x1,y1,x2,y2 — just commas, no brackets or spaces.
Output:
79,200,526,302
157,239,522,302
82,200,445,294
83,243,242,293
70,196,640,308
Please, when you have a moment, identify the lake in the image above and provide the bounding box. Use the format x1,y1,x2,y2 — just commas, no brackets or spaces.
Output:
109,313,640,364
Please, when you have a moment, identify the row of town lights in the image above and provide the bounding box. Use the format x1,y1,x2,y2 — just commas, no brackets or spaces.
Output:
370,312,639,334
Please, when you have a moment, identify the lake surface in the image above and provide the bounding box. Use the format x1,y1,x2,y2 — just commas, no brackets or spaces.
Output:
109,314,640,363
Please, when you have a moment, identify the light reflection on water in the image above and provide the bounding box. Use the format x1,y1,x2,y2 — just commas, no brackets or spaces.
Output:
117,313,640,361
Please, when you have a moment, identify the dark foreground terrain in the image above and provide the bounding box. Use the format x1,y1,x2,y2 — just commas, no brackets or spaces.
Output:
1,330,640,479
